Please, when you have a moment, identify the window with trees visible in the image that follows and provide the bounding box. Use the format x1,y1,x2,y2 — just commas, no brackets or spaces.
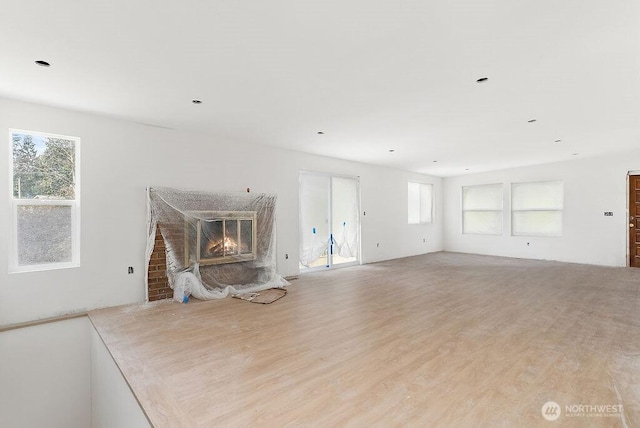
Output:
511,180,563,237
462,183,503,234
408,182,433,224
10,130,80,272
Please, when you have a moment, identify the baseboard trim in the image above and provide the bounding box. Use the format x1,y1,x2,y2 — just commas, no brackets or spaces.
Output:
0,311,87,333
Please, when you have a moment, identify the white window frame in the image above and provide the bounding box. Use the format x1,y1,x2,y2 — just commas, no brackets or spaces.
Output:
511,180,563,237
8,129,81,273
408,182,433,224
462,183,504,235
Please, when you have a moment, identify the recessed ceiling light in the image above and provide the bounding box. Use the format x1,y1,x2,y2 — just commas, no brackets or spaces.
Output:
528,119,537,123
476,77,488,83
192,99,202,104
555,139,562,143
35,60,50,67
388,149,395,152
317,131,325,135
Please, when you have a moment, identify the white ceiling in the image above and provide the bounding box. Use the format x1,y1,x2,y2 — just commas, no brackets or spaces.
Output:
2,0,640,176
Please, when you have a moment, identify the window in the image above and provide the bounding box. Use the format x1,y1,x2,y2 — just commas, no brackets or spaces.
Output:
10,130,80,272
511,180,563,237
462,183,503,234
408,182,433,224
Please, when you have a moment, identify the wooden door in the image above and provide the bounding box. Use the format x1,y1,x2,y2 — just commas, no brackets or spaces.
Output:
630,175,640,267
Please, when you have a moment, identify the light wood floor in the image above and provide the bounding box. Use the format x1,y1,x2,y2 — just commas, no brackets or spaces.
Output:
89,252,640,427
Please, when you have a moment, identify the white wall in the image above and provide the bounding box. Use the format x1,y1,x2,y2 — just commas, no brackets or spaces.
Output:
0,97,442,325
91,327,150,428
0,317,150,428
0,317,91,428
443,151,638,266
151,140,443,267
0,99,151,326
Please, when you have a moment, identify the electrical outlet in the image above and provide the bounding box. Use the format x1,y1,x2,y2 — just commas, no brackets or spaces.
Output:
526,242,530,247
127,266,134,274
285,253,289,260
604,212,613,216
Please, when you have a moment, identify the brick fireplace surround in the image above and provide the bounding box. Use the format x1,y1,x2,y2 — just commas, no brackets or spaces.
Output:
147,228,173,301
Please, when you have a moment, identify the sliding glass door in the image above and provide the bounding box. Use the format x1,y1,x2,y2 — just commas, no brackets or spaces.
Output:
299,172,360,270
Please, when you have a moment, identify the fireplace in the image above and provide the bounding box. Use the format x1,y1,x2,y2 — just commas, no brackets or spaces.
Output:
185,211,257,266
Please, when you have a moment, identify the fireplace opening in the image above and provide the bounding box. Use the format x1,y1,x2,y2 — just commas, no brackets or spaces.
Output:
185,211,257,265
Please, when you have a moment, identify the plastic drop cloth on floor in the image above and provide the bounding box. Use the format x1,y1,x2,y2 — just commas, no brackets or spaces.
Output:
146,187,289,302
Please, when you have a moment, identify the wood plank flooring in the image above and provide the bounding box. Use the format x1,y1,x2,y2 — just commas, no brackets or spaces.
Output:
89,252,640,427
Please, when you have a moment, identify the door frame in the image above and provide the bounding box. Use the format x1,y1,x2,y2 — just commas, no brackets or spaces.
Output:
299,170,362,272
626,171,640,267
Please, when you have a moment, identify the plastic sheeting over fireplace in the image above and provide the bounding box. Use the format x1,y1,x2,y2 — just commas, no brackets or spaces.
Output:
146,188,288,301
